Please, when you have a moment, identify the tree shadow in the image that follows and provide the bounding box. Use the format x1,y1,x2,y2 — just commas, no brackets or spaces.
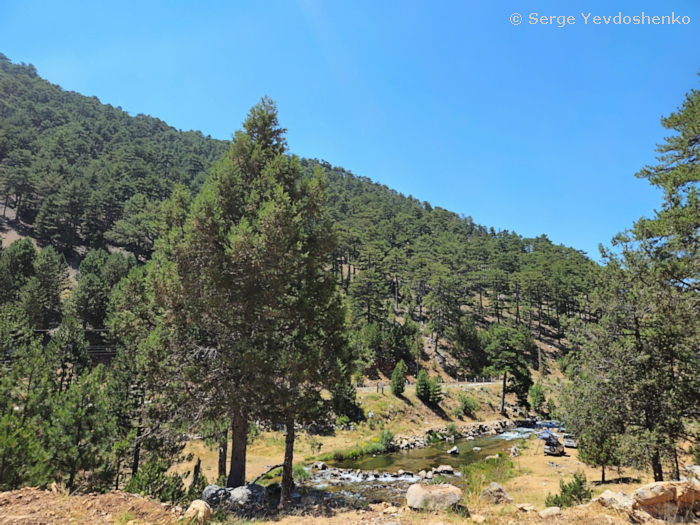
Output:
397,393,413,407
592,477,641,486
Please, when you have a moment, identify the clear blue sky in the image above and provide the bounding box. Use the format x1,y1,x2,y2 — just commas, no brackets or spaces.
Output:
2,0,699,259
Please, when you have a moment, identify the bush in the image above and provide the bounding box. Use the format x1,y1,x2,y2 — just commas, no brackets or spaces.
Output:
453,393,479,418
335,414,350,427
391,360,408,396
545,471,592,508
378,430,394,450
445,422,458,437
292,464,310,482
124,458,185,503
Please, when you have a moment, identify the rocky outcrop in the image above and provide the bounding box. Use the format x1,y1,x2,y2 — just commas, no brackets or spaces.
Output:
405,483,463,510
478,482,513,504
447,446,459,454
592,479,700,523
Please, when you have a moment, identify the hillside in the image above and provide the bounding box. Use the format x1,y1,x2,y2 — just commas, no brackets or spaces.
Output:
0,54,596,380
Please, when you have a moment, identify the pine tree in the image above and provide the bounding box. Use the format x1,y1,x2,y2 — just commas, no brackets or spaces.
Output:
391,360,408,396
415,369,431,401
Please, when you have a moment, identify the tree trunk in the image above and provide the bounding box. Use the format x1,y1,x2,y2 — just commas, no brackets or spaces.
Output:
651,450,664,482
500,371,507,414
190,457,201,488
218,428,228,482
601,464,606,484
538,345,542,376
227,411,248,488
132,420,142,476
280,415,296,507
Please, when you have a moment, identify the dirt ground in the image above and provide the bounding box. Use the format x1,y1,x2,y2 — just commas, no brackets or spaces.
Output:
0,485,181,524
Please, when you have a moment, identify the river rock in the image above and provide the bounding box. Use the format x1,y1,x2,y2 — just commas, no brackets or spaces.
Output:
406,483,463,510
484,455,499,461
447,446,459,454
472,447,481,452
184,500,211,524
466,436,475,441
479,482,514,504
436,465,454,474
227,484,267,507
310,461,327,470
418,470,427,479
425,470,433,480
539,506,561,519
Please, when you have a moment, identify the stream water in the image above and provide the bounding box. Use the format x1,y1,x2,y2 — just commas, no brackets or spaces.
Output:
292,436,515,507
328,435,506,472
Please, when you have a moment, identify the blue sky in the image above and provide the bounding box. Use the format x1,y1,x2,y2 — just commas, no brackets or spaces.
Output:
2,0,699,259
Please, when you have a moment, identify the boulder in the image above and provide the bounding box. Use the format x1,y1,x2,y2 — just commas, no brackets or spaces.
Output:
471,515,486,523
202,485,228,506
684,465,700,479
594,490,633,511
425,470,434,480
447,446,459,455
479,482,513,504
510,446,520,457
310,461,327,470
632,482,676,507
183,500,211,524
472,447,481,452
484,455,499,461
539,506,561,519
418,470,427,479
436,465,454,474
466,436,475,441
406,483,463,510
227,483,267,507
516,503,535,512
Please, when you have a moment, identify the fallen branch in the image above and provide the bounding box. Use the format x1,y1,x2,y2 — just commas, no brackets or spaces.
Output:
250,463,284,486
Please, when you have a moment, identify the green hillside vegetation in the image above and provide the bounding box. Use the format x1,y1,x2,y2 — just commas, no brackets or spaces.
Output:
2,53,648,501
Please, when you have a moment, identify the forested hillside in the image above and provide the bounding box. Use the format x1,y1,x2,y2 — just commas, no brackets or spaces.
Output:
0,54,597,377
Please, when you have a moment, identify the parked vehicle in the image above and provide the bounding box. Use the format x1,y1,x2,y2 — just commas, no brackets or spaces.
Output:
544,440,565,456
563,434,578,448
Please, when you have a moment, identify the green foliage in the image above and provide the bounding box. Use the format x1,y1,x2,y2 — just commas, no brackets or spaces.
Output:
378,430,394,449
335,415,350,427
445,422,458,437
484,323,535,411
124,457,185,503
429,376,443,404
415,369,431,401
453,392,480,419
459,454,516,497
544,471,592,508
390,359,408,396
292,464,310,482
529,382,545,415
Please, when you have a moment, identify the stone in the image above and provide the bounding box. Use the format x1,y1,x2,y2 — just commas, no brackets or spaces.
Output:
479,482,513,504
201,485,228,506
516,503,536,512
447,445,459,454
383,506,399,514
418,470,427,479
406,483,463,510
539,506,561,518
227,483,267,507
471,515,486,523
397,469,405,476
510,446,520,457
632,482,677,507
484,455,499,461
472,447,481,452
425,470,434,480
436,465,454,474
466,436,475,441
684,465,700,479
310,461,327,470
594,490,633,511
183,500,211,524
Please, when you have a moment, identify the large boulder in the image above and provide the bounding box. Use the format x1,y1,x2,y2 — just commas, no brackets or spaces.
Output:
479,482,513,505
202,485,228,506
227,483,267,508
625,480,700,522
447,446,459,455
183,500,211,524
406,483,463,510
539,506,561,519
632,482,677,507
594,490,633,512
